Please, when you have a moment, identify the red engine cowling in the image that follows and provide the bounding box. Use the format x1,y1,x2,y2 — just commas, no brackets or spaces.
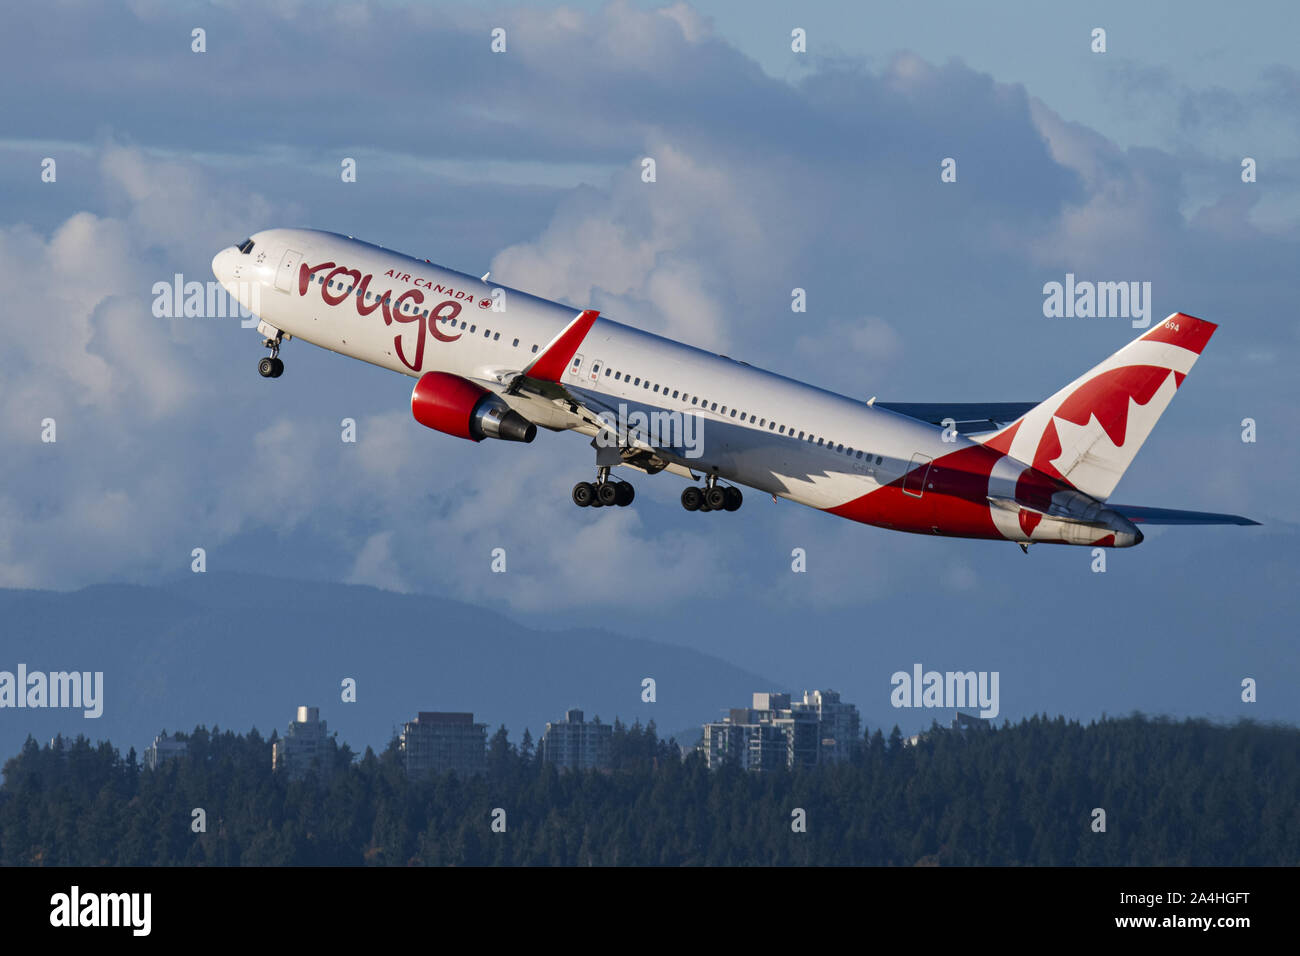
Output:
411,372,536,443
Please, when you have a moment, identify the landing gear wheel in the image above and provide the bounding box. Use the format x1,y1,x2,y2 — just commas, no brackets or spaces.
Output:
258,357,276,378
572,482,595,507
681,487,702,512
615,482,635,507
597,481,618,507
269,357,284,378
723,487,743,511
704,486,728,511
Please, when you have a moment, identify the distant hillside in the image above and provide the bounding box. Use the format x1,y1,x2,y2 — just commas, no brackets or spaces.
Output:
0,574,778,759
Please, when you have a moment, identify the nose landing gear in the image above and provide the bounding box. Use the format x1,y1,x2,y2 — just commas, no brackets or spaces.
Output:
258,335,284,378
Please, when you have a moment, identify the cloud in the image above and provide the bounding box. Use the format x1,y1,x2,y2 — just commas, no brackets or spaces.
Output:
0,1,1293,611
346,531,410,593
795,316,903,365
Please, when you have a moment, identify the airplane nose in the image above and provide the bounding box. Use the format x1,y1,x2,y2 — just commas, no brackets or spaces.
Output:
211,247,236,285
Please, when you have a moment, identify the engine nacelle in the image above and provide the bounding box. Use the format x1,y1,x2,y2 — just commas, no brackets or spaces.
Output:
411,371,536,443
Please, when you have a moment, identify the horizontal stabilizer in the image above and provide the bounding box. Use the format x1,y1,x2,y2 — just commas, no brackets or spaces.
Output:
1108,504,1260,526
875,401,1038,434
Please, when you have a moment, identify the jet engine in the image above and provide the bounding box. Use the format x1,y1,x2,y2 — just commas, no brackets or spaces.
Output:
411,371,536,443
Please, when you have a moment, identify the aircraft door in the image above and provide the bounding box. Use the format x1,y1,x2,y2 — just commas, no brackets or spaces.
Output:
275,249,302,293
902,453,932,498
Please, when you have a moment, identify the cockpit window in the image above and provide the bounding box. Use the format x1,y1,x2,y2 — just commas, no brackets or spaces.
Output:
237,238,255,254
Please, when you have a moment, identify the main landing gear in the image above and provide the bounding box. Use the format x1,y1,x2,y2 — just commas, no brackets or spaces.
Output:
572,466,635,508
257,336,284,379
681,475,742,513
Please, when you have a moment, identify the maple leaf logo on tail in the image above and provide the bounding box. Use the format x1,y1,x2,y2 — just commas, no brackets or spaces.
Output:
978,313,1216,502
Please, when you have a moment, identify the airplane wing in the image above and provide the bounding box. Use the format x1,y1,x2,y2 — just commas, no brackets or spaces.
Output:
472,309,612,431
468,309,699,478
1107,505,1261,526
873,401,1038,434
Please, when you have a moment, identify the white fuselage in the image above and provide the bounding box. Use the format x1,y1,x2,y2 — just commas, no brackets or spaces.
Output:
213,228,1141,547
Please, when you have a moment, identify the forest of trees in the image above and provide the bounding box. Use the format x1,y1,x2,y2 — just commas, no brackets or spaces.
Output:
1,714,1295,865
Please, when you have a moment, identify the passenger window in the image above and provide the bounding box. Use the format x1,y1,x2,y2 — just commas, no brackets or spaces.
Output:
711,403,718,411
470,325,476,333
634,377,640,386
691,397,698,405
615,372,621,380
513,338,519,347
672,390,679,398
532,345,539,353
653,384,659,393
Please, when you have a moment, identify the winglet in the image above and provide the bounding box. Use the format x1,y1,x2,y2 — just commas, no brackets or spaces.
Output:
525,309,599,382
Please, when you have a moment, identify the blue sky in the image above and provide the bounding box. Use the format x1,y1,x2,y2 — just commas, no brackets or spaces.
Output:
0,1,1296,735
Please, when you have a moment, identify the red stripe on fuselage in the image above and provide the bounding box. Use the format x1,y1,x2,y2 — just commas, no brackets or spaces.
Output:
828,441,1071,540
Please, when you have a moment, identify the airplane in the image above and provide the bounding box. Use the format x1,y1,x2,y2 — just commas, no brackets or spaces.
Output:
212,228,1258,550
